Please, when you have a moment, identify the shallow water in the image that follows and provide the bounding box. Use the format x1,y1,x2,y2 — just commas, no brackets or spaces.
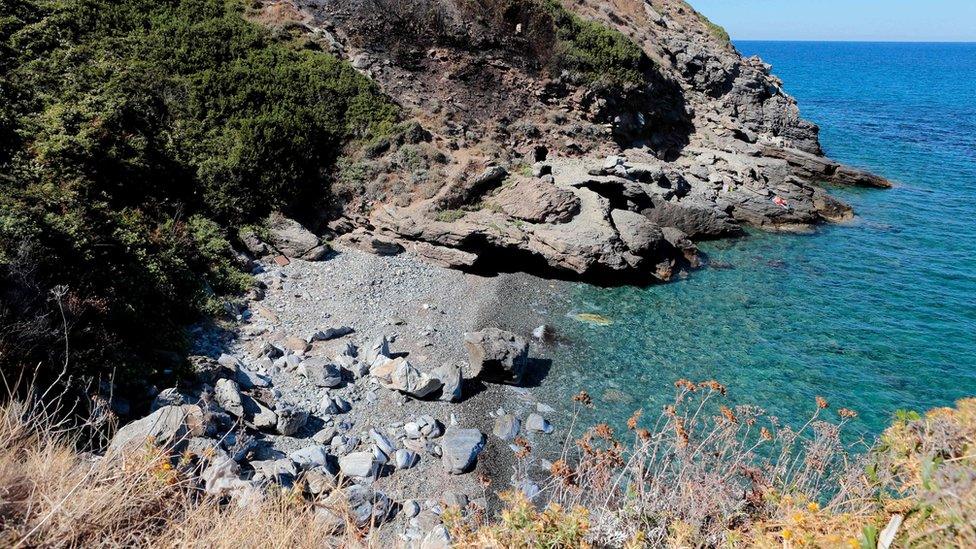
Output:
546,42,976,436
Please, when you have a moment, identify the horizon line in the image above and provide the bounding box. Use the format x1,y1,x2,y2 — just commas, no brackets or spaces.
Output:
732,38,976,44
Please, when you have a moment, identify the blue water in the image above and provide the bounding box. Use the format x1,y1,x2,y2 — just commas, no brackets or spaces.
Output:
548,42,976,436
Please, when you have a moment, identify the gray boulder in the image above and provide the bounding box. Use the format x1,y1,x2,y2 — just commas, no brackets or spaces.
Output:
108,405,199,455
433,363,463,402
215,379,245,417
276,405,308,436
463,328,530,384
289,445,330,470
441,428,485,474
339,451,376,478
526,413,554,434
493,414,520,442
266,212,328,260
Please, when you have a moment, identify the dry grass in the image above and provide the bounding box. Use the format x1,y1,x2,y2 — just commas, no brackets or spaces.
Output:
1,380,974,548
451,382,976,548
0,391,370,548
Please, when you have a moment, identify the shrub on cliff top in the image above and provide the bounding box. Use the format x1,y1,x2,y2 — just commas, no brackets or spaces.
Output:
0,0,397,388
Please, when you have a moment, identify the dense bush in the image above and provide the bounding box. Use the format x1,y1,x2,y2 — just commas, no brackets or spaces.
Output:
0,0,397,388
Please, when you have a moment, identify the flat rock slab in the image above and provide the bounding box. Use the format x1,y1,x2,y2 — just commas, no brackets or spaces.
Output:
441,427,485,474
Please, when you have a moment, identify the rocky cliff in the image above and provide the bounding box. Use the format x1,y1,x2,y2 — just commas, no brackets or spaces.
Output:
263,0,889,283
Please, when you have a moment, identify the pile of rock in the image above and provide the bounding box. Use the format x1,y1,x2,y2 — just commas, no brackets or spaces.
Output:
105,325,535,538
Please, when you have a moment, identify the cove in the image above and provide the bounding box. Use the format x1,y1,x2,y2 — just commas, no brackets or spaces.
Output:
545,41,976,436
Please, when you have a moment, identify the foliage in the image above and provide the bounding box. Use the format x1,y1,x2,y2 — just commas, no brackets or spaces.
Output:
464,384,976,548
436,209,468,223
539,0,649,87
0,0,397,386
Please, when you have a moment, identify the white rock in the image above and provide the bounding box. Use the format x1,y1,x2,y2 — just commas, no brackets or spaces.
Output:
394,449,418,470
339,451,375,478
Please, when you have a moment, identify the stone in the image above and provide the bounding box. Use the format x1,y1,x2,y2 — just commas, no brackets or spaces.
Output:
402,499,421,519
610,209,663,255
394,449,418,470
266,212,328,260
404,422,422,439
244,396,278,430
305,466,338,495
339,451,376,478
440,428,485,474
463,328,530,384
300,357,344,388
313,427,338,445
310,326,355,341
493,414,520,441
365,335,392,365
108,405,198,455
151,388,185,411
276,405,308,436
421,525,452,549
442,491,468,509
432,363,462,402
375,358,443,399
214,379,245,417
236,367,272,389
217,353,243,373
289,445,330,470
201,456,249,496
251,458,298,484
283,336,309,352
369,428,397,458
526,413,554,434
493,178,580,224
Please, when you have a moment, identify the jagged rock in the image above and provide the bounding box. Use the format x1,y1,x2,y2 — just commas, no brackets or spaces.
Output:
218,353,243,373
493,178,580,224
201,456,250,496
374,357,443,399
335,228,406,256
339,451,376,478
300,357,344,388
441,427,485,474
243,395,278,430
283,336,309,352
610,209,663,255
108,405,203,455
365,335,392,365
215,379,245,417
188,355,222,384
493,414,520,441
266,212,328,260
433,363,463,402
276,405,308,436
463,328,529,384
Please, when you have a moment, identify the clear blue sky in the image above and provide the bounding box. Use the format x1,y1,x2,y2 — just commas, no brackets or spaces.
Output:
687,1,976,42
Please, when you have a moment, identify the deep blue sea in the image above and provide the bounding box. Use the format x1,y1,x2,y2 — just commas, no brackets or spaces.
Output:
547,42,976,436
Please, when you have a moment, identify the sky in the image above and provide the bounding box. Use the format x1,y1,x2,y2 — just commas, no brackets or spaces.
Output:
687,1,976,42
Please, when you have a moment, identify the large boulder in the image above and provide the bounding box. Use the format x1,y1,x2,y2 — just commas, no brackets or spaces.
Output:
463,328,529,384
214,379,245,417
493,178,581,224
372,358,443,399
266,212,328,260
108,405,204,455
440,427,485,474
610,209,664,256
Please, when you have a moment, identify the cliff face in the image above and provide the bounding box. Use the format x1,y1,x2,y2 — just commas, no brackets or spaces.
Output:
266,0,889,282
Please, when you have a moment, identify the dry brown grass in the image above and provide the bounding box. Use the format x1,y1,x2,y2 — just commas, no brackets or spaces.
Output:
0,391,372,548
2,380,974,548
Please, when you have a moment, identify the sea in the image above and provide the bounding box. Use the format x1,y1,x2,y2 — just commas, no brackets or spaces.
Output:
544,42,976,437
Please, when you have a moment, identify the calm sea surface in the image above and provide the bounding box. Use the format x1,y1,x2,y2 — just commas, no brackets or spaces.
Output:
545,42,976,436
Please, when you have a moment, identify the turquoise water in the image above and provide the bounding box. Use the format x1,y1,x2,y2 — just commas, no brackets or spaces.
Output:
548,42,976,436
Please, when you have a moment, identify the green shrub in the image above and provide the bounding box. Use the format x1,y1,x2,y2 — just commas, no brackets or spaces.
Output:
540,0,648,87
0,0,397,387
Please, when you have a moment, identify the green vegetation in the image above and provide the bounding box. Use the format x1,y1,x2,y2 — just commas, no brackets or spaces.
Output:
540,0,649,87
435,209,467,223
0,0,397,386
697,11,731,44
